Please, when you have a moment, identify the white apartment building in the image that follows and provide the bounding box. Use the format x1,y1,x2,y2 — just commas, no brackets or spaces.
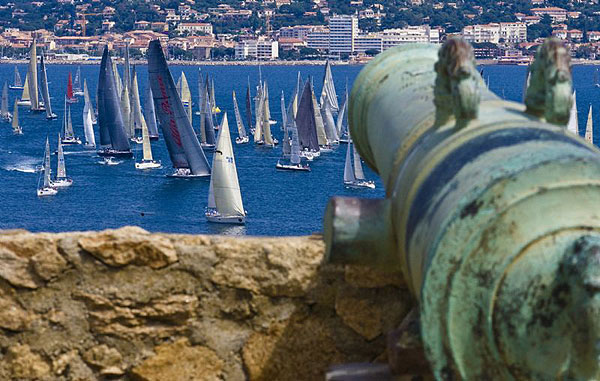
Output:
307,27,330,51
235,39,279,60
354,33,382,53
279,25,315,40
381,25,440,50
328,15,358,54
462,22,527,44
176,23,213,36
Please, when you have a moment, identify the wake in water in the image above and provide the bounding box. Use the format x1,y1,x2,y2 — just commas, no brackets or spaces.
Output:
1,156,39,173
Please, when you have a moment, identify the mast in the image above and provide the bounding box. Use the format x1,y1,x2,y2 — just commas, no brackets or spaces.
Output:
344,140,356,183
320,60,339,111
28,38,39,110
281,91,286,131
232,91,247,139
97,46,130,151
56,134,66,179
210,78,216,113
295,82,319,152
289,104,301,165
147,39,210,175
203,96,216,145
39,51,54,118
585,105,594,144
187,98,193,125
293,72,301,117
145,86,159,138
123,43,131,91
130,66,147,135
211,113,245,217
74,66,82,92
567,91,578,135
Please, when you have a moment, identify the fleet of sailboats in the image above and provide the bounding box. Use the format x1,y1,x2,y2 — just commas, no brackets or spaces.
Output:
6,39,377,218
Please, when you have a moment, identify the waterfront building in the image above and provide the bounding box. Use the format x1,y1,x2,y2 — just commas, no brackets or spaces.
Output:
234,39,279,60
381,25,440,50
176,23,213,36
328,15,358,55
307,27,330,51
462,22,526,44
354,33,383,53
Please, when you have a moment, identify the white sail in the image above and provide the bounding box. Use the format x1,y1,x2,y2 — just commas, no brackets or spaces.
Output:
311,82,328,146
322,94,339,143
28,39,39,110
113,60,122,98
337,90,348,135
120,84,132,138
281,91,287,131
262,90,274,145
141,116,154,161
207,175,216,209
130,69,147,134
567,91,578,135
211,113,245,217
83,102,95,147
585,105,594,144
187,99,193,125
21,72,30,102
353,144,366,180
254,89,264,143
43,137,51,188
83,79,97,124
1,82,10,118
344,141,355,183
179,72,191,106
232,91,247,138
320,61,339,111
12,99,20,133
56,134,66,179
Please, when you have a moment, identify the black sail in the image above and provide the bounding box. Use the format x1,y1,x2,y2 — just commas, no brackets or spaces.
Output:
97,46,130,151
147,40,210,175
295,82,319,152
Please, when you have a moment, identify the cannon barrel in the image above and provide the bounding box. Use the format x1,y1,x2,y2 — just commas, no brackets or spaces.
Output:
324,39,600,379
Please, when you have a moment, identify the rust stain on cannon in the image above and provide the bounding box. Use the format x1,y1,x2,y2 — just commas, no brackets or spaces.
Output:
324,37,600,379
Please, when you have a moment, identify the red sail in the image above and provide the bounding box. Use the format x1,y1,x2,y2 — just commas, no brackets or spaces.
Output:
67,73,74,99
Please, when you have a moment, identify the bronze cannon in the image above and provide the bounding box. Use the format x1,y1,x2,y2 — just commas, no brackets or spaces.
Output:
324,38,600,379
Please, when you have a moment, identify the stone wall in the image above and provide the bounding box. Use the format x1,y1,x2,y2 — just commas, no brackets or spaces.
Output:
0,226,412,380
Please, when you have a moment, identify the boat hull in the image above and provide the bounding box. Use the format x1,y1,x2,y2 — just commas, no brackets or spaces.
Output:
52,178,73,188
206,213,246,225
37,187,58,197
8,86,24,91
344,180,376,189
97,149,133,158
62,137,82,145
135,160,162,170
275,162,311,172
16,100,31,107
235,136,250,144
149,136,159,141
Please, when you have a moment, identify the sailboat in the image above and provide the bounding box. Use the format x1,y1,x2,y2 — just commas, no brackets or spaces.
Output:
311,79,331,152
37,137,57,197
53,134,73,187
147,39,211,178
321,93,339,145
199,84,216,150
276,99,310,171
585,105,594,145
177,72,192,107
210,77,220,114
66,72,77,103
144,86,159,140
567,91,578,136
1,82,12,122
120,79,132,140
83,97,96,148
39,51,57,119
344,138,375,189
245,81,253,135
12,99,22,135
73,66,84,96
595,69,600,88
232,90,249,144
205,113,246,224
135,114,161,170
9,66,23,90
97,46,133,158
17,72,30,106
320,60,339,112
195,68,202,116
295,81,320,160
61,98,81,144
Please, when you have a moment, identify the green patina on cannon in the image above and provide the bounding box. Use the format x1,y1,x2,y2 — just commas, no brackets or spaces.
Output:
324,37,600,379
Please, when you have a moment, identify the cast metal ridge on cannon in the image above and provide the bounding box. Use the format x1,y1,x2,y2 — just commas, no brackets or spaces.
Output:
324,37,600,379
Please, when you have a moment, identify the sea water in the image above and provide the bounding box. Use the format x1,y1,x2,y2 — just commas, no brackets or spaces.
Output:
0,63,596,235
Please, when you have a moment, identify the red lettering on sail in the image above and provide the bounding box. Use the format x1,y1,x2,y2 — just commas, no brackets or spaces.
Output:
157,75,182,146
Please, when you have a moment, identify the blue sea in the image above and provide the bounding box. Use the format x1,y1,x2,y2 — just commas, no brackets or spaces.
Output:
0,63,596,235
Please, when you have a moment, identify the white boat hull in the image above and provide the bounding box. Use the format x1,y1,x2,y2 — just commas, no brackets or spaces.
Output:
131,136,143,144
275,161,311,172
52,178,73,188
37,187,58,196
206,213,246,225
236,136,249,144
62,137,82,145
135,160,162,170
17,100,31,107
166,168,210,178
344,180,376,189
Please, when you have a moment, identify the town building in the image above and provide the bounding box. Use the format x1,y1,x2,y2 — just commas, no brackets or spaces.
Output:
381,25,440,50
307,27,330,51
328,15,358,55
462,22,527,44
354,33,383,53
235,39,279,60
176,23,213,36
531,7,568,23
